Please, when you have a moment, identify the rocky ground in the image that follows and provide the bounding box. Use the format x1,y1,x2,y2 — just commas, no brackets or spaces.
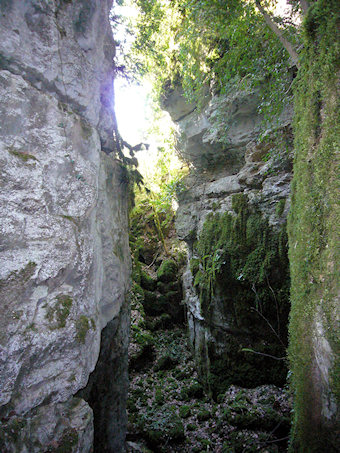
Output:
127,193,292,453
126,323,291,453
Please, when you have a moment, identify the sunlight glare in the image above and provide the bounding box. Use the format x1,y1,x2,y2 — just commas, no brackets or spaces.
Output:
115,79,159,180
112,0,185,195
115,79,150,146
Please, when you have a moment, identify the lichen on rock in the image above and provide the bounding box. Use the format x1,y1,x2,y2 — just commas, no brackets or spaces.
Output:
0,1,130,451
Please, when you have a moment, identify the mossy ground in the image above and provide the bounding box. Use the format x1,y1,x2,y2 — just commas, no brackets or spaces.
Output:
127,328,292,452
129,192,186,372
128,212,291,450
128,151,293,450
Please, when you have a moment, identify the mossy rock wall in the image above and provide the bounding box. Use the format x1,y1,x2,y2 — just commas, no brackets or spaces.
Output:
288,1,340,450
168,68,294,402
189,194,290,397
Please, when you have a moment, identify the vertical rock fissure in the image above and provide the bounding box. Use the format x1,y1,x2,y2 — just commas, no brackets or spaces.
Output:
77,301,130,453
126,80,293,451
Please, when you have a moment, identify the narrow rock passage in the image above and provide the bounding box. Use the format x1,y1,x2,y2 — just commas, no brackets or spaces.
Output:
126,201,291,452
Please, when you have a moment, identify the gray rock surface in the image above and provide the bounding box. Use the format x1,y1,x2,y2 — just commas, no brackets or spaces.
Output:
0,1,130,452
0,0,116,152
166,84,293,391
174,87,293,240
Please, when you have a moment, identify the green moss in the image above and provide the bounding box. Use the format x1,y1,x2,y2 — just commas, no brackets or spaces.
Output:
60,215,78,226
160,290,181,304
113,243,125,262
224,398,289,432
222,430,274,452
211,201,220,211
192,194,290,394
8,147,38,162
199,438,211,447
80,122,93,139
73,2,94,34
275,199,286,217
131,281,144,306
1,417,25,443
12,310,23,320
27,322,38,332
181,381,204,401
131,324,154,347
231,192,248,214
55,295,72,326
179,405,191,418
206,340,286,399
0,261,37,289
58,101,69,112
287,1,340,449
46,294,73,329
189,257,200,277
154,354,179,371
157,259,178,283
157,280,180,294
155,388,164,405
141,270,156,291
194,194,289,315
129,196,165,264
52,428,79,453
187,423,197,431
142,290,161,315
138,405,184,447
145,313,171,331
197,409,211,422
76,315,90,344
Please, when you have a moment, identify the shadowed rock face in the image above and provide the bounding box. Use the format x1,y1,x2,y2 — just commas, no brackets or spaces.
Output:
0,1,130,452
165,85,293,396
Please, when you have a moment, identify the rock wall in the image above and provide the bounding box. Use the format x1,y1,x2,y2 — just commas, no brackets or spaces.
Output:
164,84,293,397
0,1,130,452
287,1,339,449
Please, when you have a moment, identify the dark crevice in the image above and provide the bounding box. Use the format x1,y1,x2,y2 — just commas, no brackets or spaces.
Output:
77,300,129,453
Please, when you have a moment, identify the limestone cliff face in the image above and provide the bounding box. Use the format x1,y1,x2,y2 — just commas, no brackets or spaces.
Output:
0,1,130,452
164,85,293,395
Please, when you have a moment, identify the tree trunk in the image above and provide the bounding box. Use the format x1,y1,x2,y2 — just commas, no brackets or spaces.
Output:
300,0,310,16
255,0,300,68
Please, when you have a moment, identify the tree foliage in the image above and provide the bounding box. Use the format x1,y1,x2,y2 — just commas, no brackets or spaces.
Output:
122,0,301,118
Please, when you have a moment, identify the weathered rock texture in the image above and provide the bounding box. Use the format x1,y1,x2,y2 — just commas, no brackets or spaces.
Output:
0,1,130,452
164,84,293,396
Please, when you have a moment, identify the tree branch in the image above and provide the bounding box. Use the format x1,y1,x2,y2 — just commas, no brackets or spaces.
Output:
241,348,286,360
300,0,310,16
255,0,300,68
